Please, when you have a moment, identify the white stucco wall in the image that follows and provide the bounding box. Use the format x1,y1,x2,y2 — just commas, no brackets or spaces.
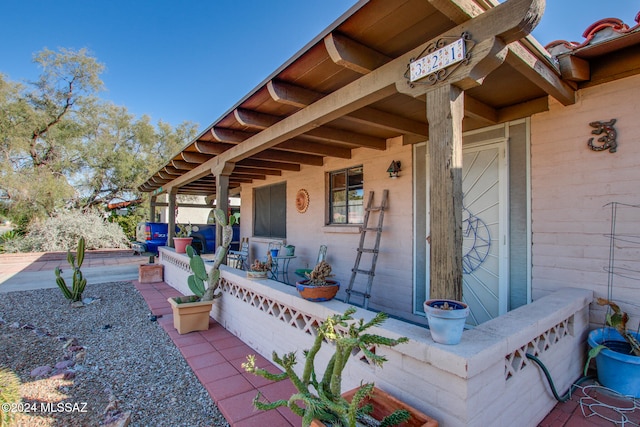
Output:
236,137,420,322
531,74,640,326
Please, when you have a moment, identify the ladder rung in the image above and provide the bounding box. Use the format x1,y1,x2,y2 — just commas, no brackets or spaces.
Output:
352,268,375,276
345,289,370,298
361,227,381,232
357,248,378,254
367,206,383,212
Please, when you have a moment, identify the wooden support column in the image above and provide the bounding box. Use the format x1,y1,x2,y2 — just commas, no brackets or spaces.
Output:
149,195,157,222
213,162,235,249
426,84,464,301
167,188,177,248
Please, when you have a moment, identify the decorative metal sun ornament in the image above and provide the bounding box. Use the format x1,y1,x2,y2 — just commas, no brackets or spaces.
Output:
462,207,491,274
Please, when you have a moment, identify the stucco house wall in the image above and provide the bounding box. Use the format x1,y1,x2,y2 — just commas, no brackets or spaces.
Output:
531,73,640,326
236,137,422,323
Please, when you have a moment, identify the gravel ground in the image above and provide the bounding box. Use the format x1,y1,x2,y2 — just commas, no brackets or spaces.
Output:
0,281,229,427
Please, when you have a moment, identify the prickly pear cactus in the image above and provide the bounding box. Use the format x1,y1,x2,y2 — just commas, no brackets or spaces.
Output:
185,209,237,301
54,237,87,302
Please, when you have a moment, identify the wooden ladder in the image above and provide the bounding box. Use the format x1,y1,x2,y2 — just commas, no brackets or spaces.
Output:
345,189,388,309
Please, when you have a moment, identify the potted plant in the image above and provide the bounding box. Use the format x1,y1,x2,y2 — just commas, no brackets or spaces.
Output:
586,298,640,397
242,308,437,427
168,210,236,334
247,256,271,279
174,223,197,253
295,260,340,302
423,299,469,345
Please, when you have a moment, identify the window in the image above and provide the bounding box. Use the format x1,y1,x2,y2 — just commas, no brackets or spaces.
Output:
329,166,364,224
254,182,286,238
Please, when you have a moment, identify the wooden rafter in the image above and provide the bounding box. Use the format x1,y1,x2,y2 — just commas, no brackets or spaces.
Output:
324,32,391,74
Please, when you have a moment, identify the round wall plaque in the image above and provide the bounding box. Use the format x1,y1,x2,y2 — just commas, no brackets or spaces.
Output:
296,189,309,213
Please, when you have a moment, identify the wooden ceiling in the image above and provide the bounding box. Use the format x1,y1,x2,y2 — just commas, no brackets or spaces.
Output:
139,0,576,198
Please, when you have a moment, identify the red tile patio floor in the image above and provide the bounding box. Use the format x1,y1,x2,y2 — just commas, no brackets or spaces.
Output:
134,280,638,427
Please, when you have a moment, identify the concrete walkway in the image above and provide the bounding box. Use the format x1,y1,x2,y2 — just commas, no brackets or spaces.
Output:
0,250,148,293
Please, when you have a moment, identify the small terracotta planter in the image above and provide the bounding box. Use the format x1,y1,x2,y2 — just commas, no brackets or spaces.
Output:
310,386,438,427
168,296,213,334
173,237,193,254
295,280,340,302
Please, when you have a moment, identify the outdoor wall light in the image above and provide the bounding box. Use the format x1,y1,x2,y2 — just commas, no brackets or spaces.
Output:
387,160,401,178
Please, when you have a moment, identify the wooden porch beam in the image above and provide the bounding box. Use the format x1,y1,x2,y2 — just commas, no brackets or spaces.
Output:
276,140,352,158
182,151,213,163
304,127,386,150
505,42,576,106
236,158,301,171
167,0,543,189
267,80,324,108
234,166,282,176
497,95,548,122
210,127,254,143
253,150,324,166
324,32,391,74
464,94,498,125
172,160,196,170
196,141,235,155
345,107,428,138
234,108,281,129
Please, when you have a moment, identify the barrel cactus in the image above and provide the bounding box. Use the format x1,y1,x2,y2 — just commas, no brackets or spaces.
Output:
54,237,87,302
186,209,236,302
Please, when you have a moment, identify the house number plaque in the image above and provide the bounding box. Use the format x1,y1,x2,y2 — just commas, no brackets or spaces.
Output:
410,37,466,82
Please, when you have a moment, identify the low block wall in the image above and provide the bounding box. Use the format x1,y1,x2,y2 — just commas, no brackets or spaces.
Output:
159,247,593,427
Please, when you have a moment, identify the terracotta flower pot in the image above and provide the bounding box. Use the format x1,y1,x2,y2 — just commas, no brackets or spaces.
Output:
296,280,340,302
310,386,438,427
173,237,193,254
168,296,213,334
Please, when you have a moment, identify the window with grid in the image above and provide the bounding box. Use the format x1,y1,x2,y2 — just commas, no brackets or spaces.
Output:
329,166,364,224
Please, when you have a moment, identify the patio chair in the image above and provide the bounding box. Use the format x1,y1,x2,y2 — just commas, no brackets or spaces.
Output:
227,238,249,270
295,245,327,279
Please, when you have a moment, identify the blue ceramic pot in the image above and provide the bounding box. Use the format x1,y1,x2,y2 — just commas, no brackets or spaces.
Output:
588,327,640,397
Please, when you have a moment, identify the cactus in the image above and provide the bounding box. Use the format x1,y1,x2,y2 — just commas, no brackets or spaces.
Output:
54,237,87,302
185,209,237,302
304,260,334,286
242,308,410,427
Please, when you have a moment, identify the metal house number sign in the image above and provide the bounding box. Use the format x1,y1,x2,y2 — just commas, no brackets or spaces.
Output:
409,37,466,82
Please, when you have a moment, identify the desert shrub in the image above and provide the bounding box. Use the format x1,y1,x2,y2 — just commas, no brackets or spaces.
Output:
2,209,129,253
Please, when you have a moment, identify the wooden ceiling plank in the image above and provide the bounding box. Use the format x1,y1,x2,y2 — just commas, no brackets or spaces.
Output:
346,106,428,137
158,171,173,180
234,166,282,176
324,32,391,74
497,95,548,122
428,0,483,24
276,140,351,158
163,166,182,175
169,0,543,189
210,127,255,143
237,158,301,171
304,127,386,150
182,151,213,163
267,79,324,107
195,141,234,155
255,150,324,166
506,43,576,106
234,108,281,129
464,94,498,125
172,160,196,170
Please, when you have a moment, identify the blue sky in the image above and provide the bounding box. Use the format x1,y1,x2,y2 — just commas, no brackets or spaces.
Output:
1,1,638,133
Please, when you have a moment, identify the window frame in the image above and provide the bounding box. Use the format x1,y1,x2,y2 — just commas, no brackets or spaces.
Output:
327,165,364,225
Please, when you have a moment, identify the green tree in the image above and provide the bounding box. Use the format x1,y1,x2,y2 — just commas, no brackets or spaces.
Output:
0,48,197,233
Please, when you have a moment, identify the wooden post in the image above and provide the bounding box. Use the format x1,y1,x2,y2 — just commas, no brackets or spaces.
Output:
213,162,234,249
167,188,177,248
149,195,157,222
426,84,464,301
